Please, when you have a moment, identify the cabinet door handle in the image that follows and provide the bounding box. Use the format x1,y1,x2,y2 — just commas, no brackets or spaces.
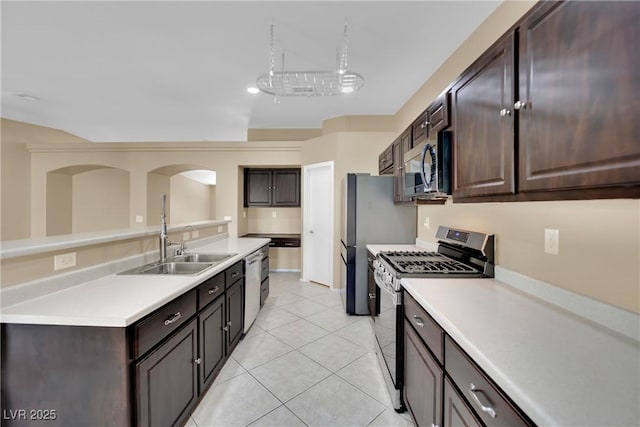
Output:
513,100,527,110
468,383,497,418
412,315,425,328
164,312,181,326
208,286,220,294
223,325,229,332
368,293,376,299
194,358,202,365
499,108,511,117
232,272,239,278
420,121,430,129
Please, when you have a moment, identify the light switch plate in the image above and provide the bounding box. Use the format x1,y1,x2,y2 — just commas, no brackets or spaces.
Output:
191,230,199,238
217,226,223,233
183,232,190,241
224,216,232,221
54,252,76,270
423,217,430,229
272,211,277,218
135,215,144,223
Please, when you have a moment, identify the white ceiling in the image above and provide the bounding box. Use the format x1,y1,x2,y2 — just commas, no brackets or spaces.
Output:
1,1,501,142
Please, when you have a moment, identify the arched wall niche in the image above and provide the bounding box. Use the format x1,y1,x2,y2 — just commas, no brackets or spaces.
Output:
46,165,130,236
146,164,217,227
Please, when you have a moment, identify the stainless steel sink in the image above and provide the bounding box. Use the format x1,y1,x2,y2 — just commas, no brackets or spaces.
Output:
170,253,237,263
118,261,214,275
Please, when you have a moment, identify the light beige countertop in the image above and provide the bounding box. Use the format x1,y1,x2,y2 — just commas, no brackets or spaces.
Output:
366,242,640,426
0,237,269,327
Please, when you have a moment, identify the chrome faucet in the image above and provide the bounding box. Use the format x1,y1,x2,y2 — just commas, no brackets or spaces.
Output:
177,224,197,256
159,193,176,262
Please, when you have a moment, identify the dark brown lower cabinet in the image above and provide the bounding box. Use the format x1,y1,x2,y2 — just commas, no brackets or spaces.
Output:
444,376,482,427
404,319,443,427
260,276,270,307
198,297,225,392
136,319,198,427
226,279,244,352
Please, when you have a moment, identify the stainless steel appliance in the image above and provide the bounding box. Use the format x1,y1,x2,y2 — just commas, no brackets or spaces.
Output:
403,130,452,200
243,248,266,333
372,226,494,411
340,173,417,315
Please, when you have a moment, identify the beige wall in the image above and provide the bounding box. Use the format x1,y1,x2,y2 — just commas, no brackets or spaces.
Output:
247,208,301,234
72,168,130,233
1,119,89,240
0,224,227,287
170,175,213,225
26,141,302,240
147,172,171,226
417,200,640,313
46,172,72,236
302,130,397,287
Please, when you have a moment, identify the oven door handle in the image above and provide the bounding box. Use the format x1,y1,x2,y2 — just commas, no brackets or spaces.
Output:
374,270,401,305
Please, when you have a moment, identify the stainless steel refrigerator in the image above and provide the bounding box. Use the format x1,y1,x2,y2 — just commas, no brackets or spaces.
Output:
339,173,417,314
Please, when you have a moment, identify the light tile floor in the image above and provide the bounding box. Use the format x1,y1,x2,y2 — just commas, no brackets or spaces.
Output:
187,272,415,427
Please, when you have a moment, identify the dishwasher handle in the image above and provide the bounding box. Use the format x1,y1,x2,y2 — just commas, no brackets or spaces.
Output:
244,251,263,265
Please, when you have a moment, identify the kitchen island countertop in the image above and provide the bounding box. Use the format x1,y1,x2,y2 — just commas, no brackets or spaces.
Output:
0,237,269,327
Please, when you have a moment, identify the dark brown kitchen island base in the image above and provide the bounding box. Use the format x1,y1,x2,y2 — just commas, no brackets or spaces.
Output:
1,323,132,427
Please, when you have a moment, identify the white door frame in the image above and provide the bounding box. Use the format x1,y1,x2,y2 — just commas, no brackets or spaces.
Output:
302,161,334,288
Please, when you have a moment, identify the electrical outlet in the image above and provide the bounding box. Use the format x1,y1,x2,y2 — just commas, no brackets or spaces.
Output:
242,210,246,218
217,226,223,233
272,211,277,218
135,215,144,223
191,230,199,238
224,216,231,221
54,252,76,271
183,232,190,241
544,228,559,255
423,217,430,229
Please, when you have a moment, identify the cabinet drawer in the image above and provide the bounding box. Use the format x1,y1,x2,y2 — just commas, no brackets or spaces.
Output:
445,336,533,427
133,289,197,359
261,257,269,283
404,291,444,364
268,237,300,247
198,272,225,309
225,261,243,286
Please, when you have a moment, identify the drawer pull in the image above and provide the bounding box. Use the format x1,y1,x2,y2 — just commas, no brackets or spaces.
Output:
368,293,376,300
223,325,229,332
164,312,181,326
231,272,239,278
208,286,220,294
412,315,425,328
284,242,294,246
469,383,496,418
194,358,202,365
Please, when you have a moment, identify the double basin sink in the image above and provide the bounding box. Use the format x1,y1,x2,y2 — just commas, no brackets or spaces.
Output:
118,253,237,276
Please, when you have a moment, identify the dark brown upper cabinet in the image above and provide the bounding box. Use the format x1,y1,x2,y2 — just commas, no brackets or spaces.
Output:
451,32,516,199
244,168,300,207
412,110,429,148
517,1,640,192
451,1,640,201
378,144,394,175
392,129,414,204
427,91,451,134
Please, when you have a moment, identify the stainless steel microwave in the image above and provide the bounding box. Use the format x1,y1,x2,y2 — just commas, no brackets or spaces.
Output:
403,130,452,199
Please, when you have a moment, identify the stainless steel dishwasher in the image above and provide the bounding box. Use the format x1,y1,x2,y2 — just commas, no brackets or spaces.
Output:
243,249,263,333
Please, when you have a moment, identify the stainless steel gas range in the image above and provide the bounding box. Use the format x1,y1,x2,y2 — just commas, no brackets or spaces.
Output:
371,226,495,411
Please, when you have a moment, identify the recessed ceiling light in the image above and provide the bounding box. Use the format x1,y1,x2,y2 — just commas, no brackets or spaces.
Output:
14,93,40,101
247,87,260,94
341,87,355,94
